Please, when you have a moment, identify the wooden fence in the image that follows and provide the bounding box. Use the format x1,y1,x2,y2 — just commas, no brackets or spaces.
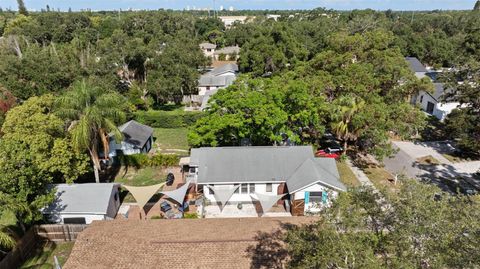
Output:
35,224,88,242
0,224,88,269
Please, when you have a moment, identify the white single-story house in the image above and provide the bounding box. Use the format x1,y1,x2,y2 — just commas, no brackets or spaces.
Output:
406,57,460,121
218,16,251,28
42,183,121,224
187,146,346,217
199,42,216,58
108,120,154,157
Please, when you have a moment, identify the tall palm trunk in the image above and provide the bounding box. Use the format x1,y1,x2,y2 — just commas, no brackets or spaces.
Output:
89,145,101,183
100,129,110,161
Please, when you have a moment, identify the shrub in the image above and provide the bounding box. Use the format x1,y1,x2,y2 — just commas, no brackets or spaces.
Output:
151,215,163,219
119,153,180,168
134,110,203,129
183,212,198,219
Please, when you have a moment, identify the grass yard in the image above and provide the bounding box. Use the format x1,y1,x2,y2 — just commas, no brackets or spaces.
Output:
114,167,166,202
364,167,400,193
416,155,440,165
20,242,74,269
153,128,189,154
336,161,361,188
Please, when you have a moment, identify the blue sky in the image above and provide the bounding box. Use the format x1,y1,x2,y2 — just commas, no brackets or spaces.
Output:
0,0,475,11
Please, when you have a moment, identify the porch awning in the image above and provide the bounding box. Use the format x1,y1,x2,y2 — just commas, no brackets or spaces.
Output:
209,185,240,207
123,183,165,209
251,192,286,213
159,180,191,205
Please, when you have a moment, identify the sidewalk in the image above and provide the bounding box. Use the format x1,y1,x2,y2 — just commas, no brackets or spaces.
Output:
345,159,376,189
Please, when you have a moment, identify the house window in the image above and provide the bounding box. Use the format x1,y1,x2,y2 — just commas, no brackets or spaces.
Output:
241,184,248,194
266,183,272,192
426,102,435,114
309,192,323,203
249,183,255,193
63,217,86,224
420,95,423,103
206,86,210,91
207,49,212,52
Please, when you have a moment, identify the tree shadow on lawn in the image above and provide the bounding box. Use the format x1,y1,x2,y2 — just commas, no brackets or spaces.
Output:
246,223,300,269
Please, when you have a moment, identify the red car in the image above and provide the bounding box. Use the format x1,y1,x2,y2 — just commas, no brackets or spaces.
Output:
315,148,342,159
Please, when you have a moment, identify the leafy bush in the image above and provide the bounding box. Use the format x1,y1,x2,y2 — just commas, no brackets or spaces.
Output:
119,153,179,168
134,110,203,129
151,215,163,219
183,212,198,219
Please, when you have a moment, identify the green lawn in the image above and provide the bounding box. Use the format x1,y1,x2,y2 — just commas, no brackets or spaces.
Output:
416,155,440,165
153,128,189,153
114,167,166,202
364,167,399,193
336,161,361,188
20,242,74,269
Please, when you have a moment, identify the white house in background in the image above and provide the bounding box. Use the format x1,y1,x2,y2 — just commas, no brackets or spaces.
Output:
42,183,121,224
406,57,459,121
218,16,251,28
213,45,240,61
108,120,154,157
199,42,216,58
187,146,346,217
266,14,281,21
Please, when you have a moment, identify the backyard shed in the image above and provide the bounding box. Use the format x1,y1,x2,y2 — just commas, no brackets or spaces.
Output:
42,183,121,224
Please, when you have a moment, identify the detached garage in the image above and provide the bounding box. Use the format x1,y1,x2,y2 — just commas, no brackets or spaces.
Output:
42,183,121,224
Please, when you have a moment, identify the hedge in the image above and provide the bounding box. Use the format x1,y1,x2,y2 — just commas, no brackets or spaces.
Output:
134,110,204,129
118,153,180,169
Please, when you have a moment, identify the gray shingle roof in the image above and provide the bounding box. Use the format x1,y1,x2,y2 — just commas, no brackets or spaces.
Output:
405,57,428,73
431,83,453,102
208,63,238,76
199,42,216,49
190,146,345,193
43,183,119,214
287,158,346,192
214,46,240,55
118,120,153,148
198,75,236,87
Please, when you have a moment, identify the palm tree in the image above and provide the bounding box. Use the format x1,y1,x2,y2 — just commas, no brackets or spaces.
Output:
0,228,15,250
56,80,126,183
331,95,365,153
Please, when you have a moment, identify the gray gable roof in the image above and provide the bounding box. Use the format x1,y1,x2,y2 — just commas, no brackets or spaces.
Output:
118,120,153,148
190,146,345,193
214,46,240,55
406,57,428,73
43,183,119,214
200,42,216,49
198,74,236,87
287,158,346,192
209,63,238,76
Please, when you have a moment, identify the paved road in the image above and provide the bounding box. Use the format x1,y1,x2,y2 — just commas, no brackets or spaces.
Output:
383,140,480,193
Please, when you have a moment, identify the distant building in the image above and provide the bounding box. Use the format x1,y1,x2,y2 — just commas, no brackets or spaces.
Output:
42,183,121,224
218,16,252,28
266,14,281,21
213,45,240,61
406,57,459,121
198,63,238,96
109,120,154,157
199,42,216,58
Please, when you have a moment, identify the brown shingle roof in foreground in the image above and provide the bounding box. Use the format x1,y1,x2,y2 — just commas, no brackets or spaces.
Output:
64,217,316,269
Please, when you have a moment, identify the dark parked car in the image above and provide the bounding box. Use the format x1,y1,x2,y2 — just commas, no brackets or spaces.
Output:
166,173,175,186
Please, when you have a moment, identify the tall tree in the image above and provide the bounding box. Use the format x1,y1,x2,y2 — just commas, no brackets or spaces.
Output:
56,80,127,183
474,0,480,11
0,95,89,232
330,95,365,152
16,0,28,16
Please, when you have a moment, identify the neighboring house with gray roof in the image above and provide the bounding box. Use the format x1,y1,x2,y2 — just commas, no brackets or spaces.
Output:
108,120,154,157
42,183,121,224
406,57,460,121
213,45,240,60
187,146,346,216
199,42,216,58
